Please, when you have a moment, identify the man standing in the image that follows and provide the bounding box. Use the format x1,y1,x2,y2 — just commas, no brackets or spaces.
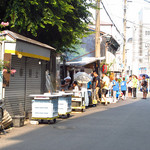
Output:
93,71,100,103
132,75,138,98
127,75,132,98
112,77,119,103
102,73,110,105
121,77,127,100
141,75,148,99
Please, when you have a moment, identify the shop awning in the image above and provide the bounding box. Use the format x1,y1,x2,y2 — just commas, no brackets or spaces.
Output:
66,57,105,68
0,30,56,61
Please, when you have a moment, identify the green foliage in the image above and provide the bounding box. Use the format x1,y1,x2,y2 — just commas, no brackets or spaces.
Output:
0,0,96,53
0,60,9,71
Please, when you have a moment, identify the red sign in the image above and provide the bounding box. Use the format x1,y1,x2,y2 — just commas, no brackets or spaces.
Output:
102,64,107,73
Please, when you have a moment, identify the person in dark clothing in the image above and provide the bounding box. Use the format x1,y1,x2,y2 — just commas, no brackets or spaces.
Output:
141,75,148,99
93,71,100,102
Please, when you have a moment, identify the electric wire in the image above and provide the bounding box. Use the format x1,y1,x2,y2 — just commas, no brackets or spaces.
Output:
100,1,124,40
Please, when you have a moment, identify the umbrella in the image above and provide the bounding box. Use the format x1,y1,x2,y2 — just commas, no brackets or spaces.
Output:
139,74,149,79
74,72,92,83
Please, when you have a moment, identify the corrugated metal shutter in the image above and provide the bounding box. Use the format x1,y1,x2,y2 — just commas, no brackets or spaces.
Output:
5,56,47,117
5,55,26,116
25,58,41,114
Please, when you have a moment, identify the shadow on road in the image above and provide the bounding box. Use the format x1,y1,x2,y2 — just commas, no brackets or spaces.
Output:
1,96,150,150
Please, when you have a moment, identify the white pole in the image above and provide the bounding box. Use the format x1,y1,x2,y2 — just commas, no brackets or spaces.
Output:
0,41,4,101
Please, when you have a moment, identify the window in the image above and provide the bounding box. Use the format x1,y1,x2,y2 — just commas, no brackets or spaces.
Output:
145,31,150,35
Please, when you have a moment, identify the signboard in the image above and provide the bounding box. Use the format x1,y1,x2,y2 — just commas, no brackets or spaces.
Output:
102,64,107,74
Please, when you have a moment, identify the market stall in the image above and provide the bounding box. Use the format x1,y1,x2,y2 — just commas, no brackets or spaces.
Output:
74,72,92,107
58,92,73,118
71,91,85,112
29,93,62,124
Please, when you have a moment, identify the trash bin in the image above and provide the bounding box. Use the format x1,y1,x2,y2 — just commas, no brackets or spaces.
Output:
12,116,25,127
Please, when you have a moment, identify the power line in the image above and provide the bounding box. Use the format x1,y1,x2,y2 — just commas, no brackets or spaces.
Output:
103,0,150,30
100,1,124,40
110,13,150,30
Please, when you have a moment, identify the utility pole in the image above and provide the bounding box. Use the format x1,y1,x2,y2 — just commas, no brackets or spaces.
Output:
122,0,127,75
95,0,101,75
95,0,100,58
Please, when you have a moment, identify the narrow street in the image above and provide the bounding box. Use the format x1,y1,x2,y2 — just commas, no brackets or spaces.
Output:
1,94,150,150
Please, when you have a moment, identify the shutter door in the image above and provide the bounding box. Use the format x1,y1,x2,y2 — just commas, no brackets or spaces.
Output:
4,55,26,116
25,58,41,113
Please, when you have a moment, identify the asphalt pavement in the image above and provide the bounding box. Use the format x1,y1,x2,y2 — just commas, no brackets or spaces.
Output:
1,94,150,150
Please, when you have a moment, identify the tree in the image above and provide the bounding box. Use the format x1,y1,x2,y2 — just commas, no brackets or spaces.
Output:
0,0,96,53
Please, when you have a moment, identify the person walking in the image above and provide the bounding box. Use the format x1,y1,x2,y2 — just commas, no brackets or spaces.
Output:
112,77,118,103
102,73,110,105
141,75,148,99
127,75,132,98
132,75,138,98
121,77,127,100
93,71,101,103
115,78,120,101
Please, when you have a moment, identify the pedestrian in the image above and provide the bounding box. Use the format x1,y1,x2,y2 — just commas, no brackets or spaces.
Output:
87,75,92,102
141,75,148,99
115,78,120,100
132,75,138,98
127,75,132,98
93,71,100,103
120,77,127,100
112,77,118,103
102,73,110,105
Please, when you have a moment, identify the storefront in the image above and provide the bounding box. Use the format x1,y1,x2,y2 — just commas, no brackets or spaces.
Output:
0,30,56,118
62,57,105,81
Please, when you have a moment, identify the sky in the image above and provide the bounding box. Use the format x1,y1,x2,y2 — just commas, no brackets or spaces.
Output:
89,0,150,41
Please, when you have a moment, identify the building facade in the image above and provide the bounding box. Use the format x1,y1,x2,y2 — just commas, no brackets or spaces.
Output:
0,30,56,118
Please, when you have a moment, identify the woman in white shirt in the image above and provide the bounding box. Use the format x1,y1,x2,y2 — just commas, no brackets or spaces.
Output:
127,75,132,98
72,81,80,96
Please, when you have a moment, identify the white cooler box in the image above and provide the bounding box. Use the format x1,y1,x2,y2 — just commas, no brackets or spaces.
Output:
32,98,58,119
58,94,72,115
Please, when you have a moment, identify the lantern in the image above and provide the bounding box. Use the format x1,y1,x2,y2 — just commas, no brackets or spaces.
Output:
102,64,107,73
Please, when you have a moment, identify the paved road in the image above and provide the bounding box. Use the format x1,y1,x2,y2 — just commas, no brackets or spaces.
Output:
1,96,150,150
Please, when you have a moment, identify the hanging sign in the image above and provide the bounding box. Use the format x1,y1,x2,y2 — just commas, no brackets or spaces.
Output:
102,64,107,74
